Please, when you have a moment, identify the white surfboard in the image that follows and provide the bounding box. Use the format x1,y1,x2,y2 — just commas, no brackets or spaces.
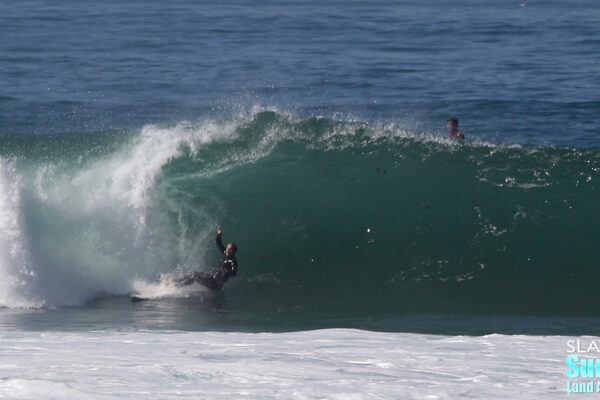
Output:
130,274,208,301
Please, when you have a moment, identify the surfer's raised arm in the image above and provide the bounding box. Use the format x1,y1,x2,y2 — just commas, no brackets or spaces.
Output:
216,226,225,253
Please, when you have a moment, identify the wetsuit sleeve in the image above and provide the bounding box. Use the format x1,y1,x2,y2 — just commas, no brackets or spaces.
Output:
216,233,226,253
231,258,238,276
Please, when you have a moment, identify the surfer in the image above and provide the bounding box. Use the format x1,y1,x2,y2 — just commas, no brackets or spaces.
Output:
447,118,465,139
174,227,238,290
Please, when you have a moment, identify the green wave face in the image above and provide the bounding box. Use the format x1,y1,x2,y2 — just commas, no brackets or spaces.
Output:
1,111,598,318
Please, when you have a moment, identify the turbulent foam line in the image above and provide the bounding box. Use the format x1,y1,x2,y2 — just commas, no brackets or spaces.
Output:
0,158,41,308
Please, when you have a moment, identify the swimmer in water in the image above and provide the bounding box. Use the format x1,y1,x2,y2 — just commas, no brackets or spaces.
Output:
447,118,465,139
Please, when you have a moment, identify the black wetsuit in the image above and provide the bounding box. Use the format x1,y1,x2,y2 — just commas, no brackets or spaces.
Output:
176,233,238,290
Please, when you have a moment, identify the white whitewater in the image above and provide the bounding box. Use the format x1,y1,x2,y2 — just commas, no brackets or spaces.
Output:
0,329,567,399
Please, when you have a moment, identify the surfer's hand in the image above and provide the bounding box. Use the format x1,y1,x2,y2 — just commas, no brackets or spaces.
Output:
217,227,222,235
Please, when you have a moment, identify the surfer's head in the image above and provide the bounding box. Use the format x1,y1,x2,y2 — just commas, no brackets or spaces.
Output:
447,118,459,131
226,242,237,256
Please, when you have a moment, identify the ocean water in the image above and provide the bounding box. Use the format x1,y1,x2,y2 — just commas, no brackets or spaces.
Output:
1,0,599,398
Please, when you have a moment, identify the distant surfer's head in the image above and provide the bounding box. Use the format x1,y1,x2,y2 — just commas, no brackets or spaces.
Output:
447,118,459,129
226,242,237,256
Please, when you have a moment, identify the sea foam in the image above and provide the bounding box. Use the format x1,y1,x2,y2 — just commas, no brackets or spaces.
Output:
0,329,567,399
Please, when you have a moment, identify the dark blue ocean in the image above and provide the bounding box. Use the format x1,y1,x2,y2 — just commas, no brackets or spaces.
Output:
0,0,599,334
2,0,599,146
